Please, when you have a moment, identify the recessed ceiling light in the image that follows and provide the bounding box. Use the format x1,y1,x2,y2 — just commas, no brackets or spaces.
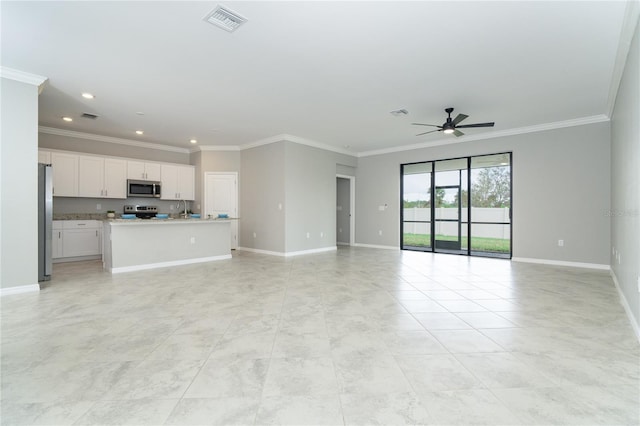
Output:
190,139,197,144
62,116,73,122
81,93,94,99
135,130,144,135
136,112,145,116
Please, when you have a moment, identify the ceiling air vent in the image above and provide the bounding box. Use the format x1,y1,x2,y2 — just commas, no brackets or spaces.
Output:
203,5,247,33
81,112,99,120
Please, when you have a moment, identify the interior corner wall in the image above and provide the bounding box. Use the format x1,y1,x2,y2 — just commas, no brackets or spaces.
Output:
239,142,286,253
610,14,640,330
1,77,39,289
356,122,611,266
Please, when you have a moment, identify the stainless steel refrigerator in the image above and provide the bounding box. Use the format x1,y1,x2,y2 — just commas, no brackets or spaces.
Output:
38,163,53,281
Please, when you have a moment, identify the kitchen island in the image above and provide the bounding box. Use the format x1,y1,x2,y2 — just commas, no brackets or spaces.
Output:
103,218,231,273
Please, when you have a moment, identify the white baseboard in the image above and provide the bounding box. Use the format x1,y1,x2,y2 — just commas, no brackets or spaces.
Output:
352,243,400,250
512,257,610,270
337,242,351,246
237,247,284,256
108,255,232,274
610,269,640,342
237,246,337,257
284,246,337,257
53,255,101,264
0,284,40,297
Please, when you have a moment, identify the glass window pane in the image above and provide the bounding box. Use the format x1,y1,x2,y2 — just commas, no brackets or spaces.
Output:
470,224,511,256
403,223,431,249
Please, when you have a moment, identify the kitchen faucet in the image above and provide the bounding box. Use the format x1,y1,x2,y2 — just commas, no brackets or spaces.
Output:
177,199,188,217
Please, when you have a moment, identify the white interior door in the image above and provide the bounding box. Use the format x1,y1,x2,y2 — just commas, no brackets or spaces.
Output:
204,172,238,249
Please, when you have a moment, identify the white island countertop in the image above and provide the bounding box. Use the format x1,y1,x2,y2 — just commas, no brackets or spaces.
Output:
103,219,231,273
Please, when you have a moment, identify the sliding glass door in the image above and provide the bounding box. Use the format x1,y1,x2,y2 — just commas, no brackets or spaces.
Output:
401,152,511,259
402,162,432,250
470,153,511,257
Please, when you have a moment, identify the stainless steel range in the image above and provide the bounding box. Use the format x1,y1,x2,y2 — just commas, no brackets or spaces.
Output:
124,205,158,219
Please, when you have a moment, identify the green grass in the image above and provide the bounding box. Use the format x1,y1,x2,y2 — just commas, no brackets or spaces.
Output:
403,233,510,253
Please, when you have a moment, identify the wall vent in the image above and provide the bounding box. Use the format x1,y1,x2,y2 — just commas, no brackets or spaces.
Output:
81,112,99,120
203,5,247,33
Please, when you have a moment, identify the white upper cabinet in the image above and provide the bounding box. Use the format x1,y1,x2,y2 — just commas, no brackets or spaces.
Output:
38,150,51,164
79,155,127,199
51,152,79,197
160,164,195,200
127,161,161,181
104,158,127,198
43,149,189,200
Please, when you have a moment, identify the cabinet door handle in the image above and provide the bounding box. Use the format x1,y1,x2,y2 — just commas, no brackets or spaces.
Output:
96,230,98,237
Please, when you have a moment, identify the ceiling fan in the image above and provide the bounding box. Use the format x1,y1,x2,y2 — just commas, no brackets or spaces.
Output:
412,107,495,137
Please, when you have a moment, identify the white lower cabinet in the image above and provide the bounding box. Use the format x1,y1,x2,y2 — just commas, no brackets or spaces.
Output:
52,221,64,259
53,220,102,260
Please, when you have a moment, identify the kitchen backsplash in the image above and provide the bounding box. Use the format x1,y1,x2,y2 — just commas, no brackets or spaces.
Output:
53,197,197,216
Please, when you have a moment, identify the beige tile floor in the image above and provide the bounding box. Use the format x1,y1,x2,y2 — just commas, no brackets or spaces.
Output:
1,247,638,425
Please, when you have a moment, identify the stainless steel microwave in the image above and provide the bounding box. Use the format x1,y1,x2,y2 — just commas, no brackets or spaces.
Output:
127,179,161,198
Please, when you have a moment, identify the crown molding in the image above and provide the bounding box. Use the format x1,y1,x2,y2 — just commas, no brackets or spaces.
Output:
357,114,610,157
193,145,240,152
0,67,48,94
38,126,191,154
240,133,356,157
607,0,640,117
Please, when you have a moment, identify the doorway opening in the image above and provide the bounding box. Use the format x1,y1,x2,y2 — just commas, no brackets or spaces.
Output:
336,175,355,246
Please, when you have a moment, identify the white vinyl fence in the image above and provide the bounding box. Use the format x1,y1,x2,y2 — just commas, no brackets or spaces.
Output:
403,208,510,239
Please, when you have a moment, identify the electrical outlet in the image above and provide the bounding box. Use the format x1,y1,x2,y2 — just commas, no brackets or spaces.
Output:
278,203,282,210
558,239,564,247
378,205,385,211
96,203,101,210
320,232,324,238
637,276,640,293
378,230,382,236
253,232,257,238
306,232,310,239
170,205,174,210
190,236,196,244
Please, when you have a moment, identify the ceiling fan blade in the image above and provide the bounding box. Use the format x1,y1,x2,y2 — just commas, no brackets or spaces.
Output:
453,129,465,137
456,122,495,128
416,129,441,136
411,123,440,127
451,114,468,126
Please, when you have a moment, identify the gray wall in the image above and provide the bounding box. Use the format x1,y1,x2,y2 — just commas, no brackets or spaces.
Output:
39,132,190,164
283,142,356,252
239,142,286,252
356,122,611,266
1,78,39,289
337,177,351,244
239,140,357,254
611,15,639,328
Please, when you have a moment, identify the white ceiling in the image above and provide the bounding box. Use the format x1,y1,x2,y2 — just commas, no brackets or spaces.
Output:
1,1,631,155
